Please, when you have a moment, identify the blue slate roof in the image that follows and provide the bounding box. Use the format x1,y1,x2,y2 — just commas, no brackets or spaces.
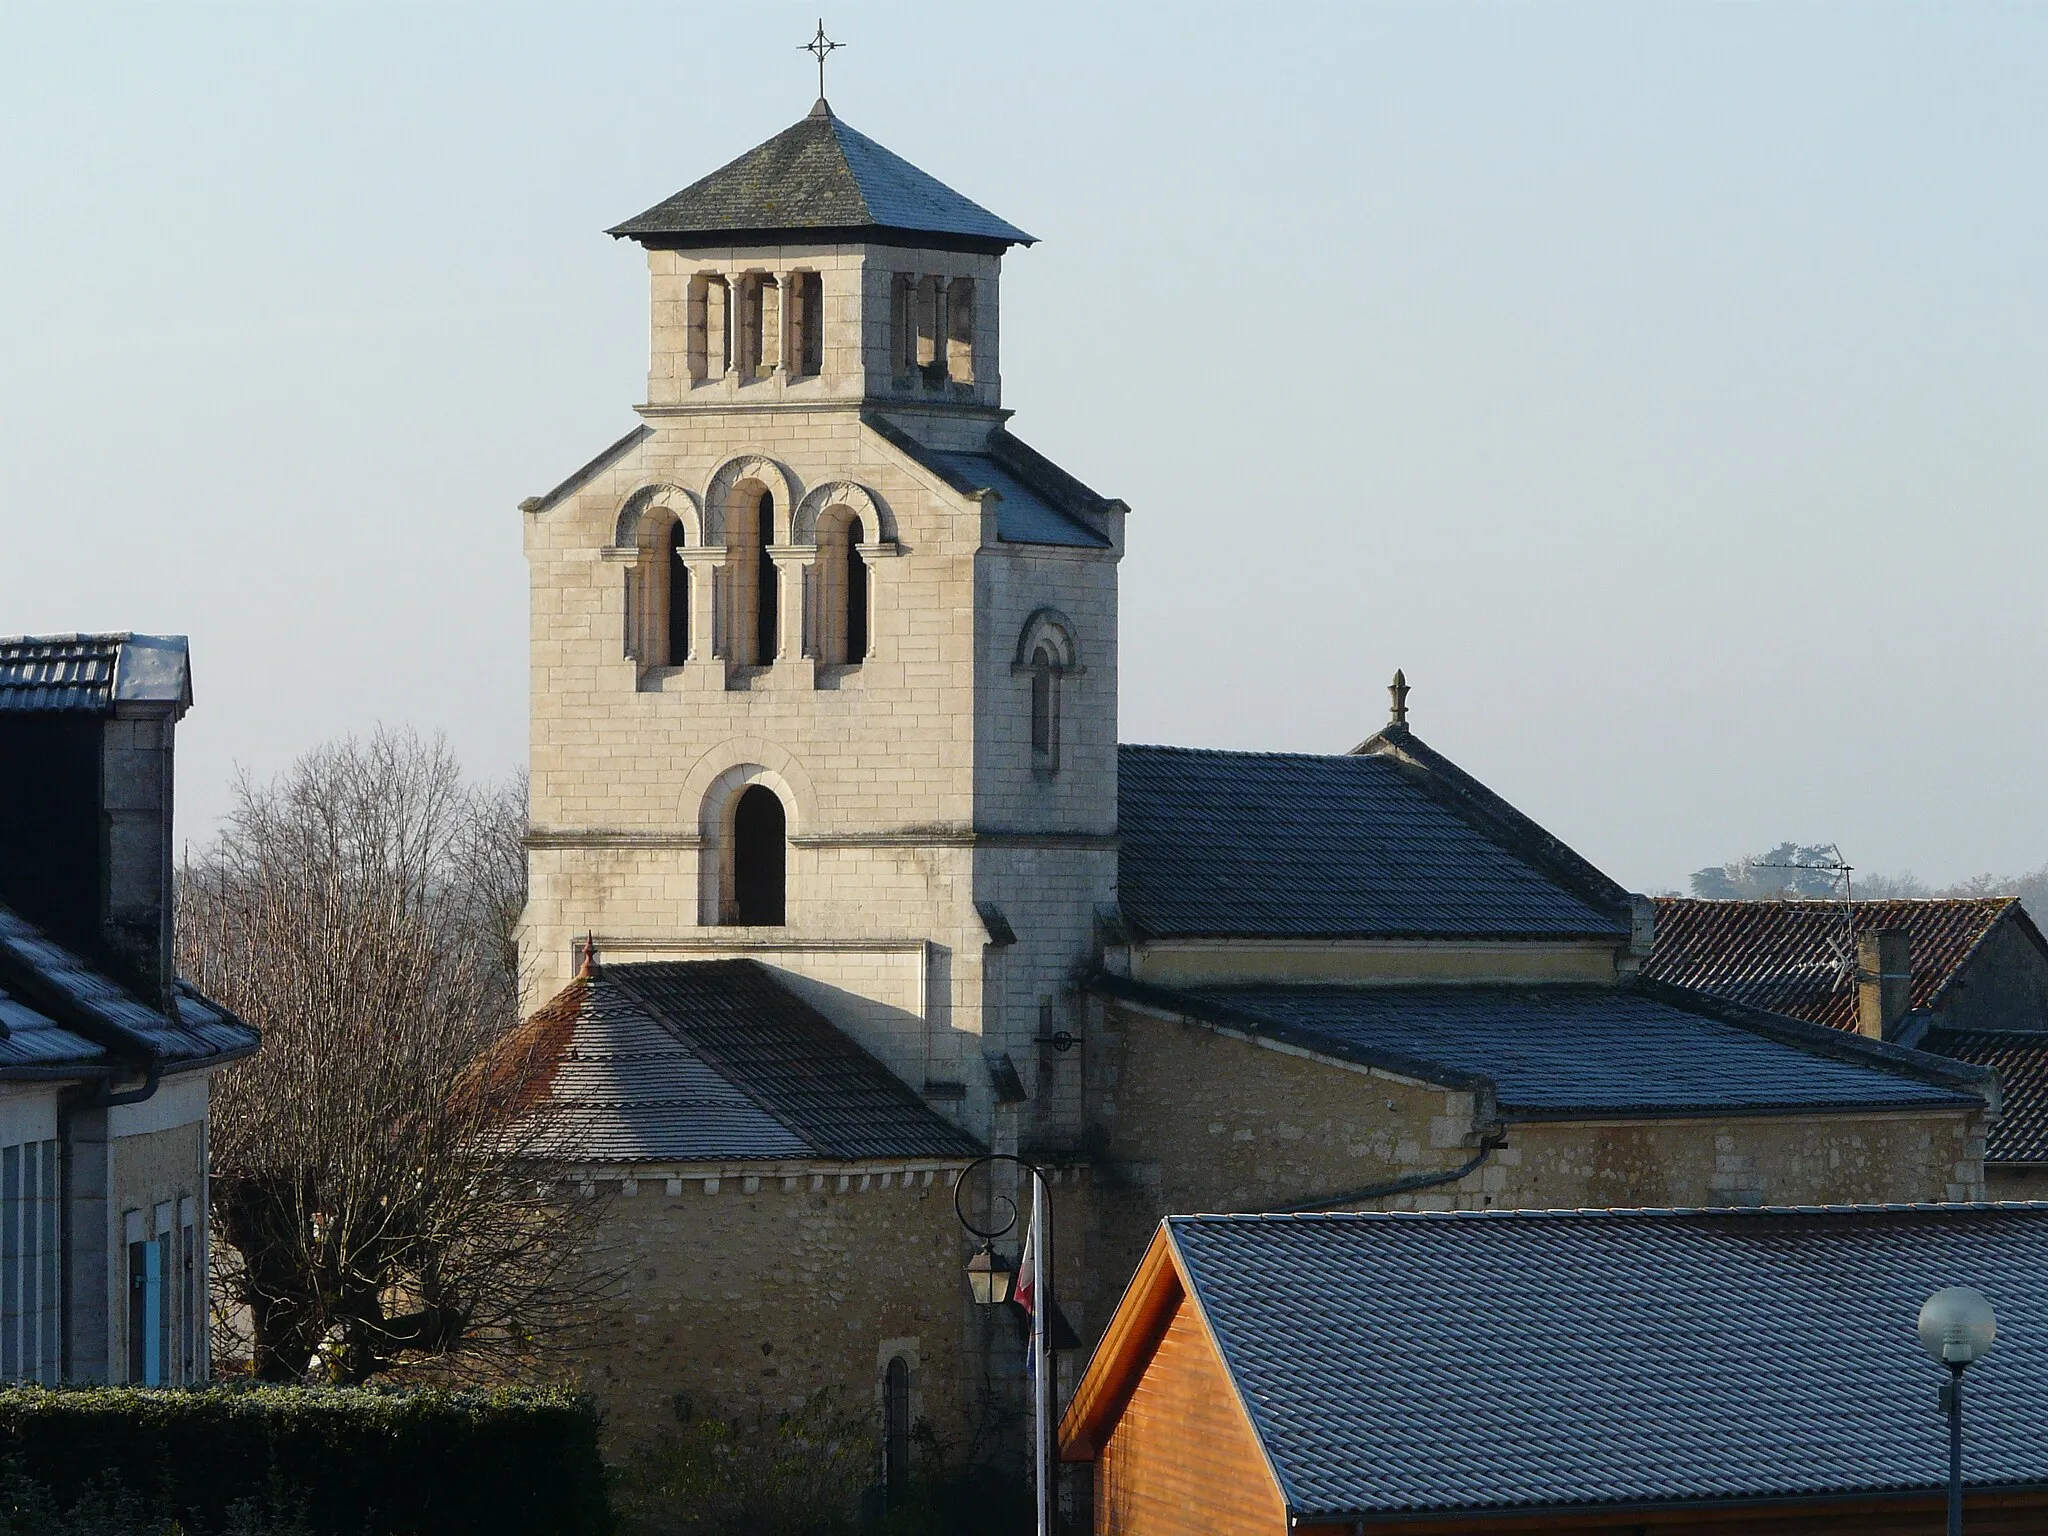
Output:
505,960,981,1164
1158,1204,2048,1520
1116,744,1630,941
0,634,191,715
1119,978,1983,1117
0,905,258,1076
0,983,109,1077
610,102,1034,250
922,452,1112,548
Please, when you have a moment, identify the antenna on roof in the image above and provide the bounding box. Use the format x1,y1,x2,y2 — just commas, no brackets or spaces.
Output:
802,19,844,110
1757,844,1857,987
1388,669,1410,729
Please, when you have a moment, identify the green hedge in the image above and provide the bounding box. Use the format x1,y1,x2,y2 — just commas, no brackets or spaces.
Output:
0,1385,610,1536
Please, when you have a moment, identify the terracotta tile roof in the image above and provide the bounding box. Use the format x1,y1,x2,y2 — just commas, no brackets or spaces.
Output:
497,960,981,1165
1644,897,2018,1031
1924,1029,2048,1163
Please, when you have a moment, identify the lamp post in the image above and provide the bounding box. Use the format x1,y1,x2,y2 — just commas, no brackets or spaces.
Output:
1918,1286,1997,1536
955,1153,1054,1536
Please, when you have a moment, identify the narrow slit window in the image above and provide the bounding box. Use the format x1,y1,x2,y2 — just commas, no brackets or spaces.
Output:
666,522,690,664
1030,643,1060,776
884,1356,911,1504
845,516,868,663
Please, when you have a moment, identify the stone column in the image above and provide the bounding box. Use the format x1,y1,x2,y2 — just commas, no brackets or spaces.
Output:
764,274,784,379
681,549,721,679
930,276,950,386
767,545,816,687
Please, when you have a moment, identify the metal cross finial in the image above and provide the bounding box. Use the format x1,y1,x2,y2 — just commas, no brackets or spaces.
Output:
1388,668,1410,727
802,20,843,103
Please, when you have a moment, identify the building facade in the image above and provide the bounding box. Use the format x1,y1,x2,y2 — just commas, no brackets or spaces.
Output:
0,634,259,1384
517,102,1997,1468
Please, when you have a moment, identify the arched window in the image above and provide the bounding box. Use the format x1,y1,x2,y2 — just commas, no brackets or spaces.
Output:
665,521,689,664
814,510,869,667
726,491,779,667
732,786,786,926
1030,643,1060,776
946,278,975,384
883,1355,911,1504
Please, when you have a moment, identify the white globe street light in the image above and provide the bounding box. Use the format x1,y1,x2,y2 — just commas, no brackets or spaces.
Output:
1918,1286,1997,1536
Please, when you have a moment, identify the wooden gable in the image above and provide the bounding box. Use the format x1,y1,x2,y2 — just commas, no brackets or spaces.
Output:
1060,1229,1287,1536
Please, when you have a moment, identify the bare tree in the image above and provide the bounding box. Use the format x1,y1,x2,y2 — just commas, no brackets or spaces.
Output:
180,730,607,1383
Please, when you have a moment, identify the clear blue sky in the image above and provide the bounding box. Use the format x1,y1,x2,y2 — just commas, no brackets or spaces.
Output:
3,2,2045,894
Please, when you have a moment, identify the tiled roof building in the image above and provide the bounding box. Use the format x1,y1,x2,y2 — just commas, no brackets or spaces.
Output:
0,633,257,1388
1647,896,2048,1194
1063,1205,2048,1534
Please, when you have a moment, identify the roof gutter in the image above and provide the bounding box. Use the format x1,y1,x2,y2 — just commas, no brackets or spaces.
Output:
1291,1477,2048,1529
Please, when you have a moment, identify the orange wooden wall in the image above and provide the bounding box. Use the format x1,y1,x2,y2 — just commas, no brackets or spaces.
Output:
1093,1293,1285,1536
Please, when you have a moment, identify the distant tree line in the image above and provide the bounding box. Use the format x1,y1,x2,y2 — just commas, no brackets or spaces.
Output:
1690,842,2048,907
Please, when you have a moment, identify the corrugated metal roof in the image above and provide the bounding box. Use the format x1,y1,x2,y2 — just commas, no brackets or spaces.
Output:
609,103,1033,248
501,961,980,1164
0,905,258,1073
1106,977,1977,1117
1925,1029,2048,1163
1116,745,1629,941
1165,1204,2048,1520
1645,897,2017,1030
0,633,190,715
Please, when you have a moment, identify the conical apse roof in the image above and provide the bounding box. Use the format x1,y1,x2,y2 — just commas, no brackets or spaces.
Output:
609,100,1035,251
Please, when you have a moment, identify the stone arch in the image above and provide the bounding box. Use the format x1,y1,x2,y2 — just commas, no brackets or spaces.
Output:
614,483,703,549
791,480,896,545
680,737,819,837
1013,606,1082,672
703,455,798,547
691,755,807,927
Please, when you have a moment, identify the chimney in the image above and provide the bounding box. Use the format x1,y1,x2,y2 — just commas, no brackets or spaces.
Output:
1855,929,1912,1040
0,634,190,1010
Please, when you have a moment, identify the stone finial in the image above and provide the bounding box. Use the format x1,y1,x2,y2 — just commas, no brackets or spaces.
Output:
1388,669,1410,728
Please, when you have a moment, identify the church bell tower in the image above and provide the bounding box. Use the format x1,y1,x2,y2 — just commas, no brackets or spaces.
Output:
519,95,1126,1151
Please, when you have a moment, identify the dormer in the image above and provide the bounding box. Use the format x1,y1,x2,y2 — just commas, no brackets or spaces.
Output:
608,100,1034,411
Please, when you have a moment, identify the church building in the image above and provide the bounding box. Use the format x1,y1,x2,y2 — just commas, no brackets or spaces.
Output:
513,97,1998,1467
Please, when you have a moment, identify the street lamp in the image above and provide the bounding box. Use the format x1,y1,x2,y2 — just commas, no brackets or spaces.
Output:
965,1241,1015,1307
956,1153,1055,1536
1918,1286,1997,1536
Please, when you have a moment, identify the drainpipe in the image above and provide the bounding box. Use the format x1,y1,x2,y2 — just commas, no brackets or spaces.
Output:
56,1054,164,1381
1274,1128,1508,1215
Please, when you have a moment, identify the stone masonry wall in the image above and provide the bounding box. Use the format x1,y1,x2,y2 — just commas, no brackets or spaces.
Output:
573,1168,990,1456
1084,1001,1987,1352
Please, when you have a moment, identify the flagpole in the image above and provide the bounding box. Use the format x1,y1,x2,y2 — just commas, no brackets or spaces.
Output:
1031,1165,1052,1536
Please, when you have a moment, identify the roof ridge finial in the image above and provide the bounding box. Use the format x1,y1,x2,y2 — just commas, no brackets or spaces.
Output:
802,19,843,113
577,931,600,979
1388,668,1410,729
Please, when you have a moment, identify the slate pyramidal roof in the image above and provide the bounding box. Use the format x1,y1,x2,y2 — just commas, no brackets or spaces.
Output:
609,100,1035,253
